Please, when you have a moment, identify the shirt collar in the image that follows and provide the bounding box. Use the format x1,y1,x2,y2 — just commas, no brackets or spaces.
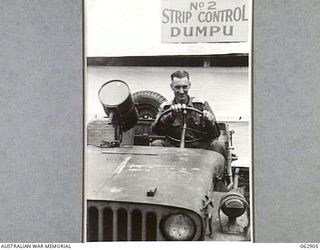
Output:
173,95,193,107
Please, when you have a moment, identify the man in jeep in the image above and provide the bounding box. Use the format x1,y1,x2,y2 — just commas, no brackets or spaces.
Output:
151,70,227,159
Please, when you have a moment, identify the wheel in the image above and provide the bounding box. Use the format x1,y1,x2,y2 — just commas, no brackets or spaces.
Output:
158,106,205,144
132,91,167,119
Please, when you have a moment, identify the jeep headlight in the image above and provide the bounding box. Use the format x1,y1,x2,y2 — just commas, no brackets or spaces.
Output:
160,213,196,241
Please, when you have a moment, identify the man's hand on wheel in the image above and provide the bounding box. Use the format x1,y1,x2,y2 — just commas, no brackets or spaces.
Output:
203,110,216,122
160,104,186,123
170,103,187,113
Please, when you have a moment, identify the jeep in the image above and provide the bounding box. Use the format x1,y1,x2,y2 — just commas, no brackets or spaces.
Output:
86,79,250,241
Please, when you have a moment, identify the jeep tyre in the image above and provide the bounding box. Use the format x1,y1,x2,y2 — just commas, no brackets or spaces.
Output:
132,91,167,119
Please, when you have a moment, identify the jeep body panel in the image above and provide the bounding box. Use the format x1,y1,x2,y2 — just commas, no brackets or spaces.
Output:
87,145,225,215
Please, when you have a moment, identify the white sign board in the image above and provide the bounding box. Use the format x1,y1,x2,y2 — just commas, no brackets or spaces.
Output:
161,0,249,43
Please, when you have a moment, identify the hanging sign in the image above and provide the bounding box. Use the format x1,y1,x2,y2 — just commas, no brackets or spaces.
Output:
161,0,249,43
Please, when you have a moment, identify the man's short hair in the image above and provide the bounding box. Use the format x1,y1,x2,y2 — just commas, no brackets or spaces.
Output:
170,70,189,81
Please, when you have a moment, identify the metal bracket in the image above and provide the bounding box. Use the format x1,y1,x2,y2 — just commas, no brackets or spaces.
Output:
146,187,157,197
201,195,214,237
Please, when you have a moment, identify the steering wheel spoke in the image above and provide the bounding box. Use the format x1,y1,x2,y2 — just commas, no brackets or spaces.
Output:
158,106,206,145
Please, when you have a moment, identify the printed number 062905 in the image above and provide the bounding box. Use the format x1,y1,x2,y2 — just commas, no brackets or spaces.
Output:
300,244,318,249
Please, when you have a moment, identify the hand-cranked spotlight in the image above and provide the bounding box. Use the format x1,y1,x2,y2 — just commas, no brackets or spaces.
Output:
98,80,138,139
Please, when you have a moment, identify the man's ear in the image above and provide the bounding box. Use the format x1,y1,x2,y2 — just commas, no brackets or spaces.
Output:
170,83,174,90
188,82,191,89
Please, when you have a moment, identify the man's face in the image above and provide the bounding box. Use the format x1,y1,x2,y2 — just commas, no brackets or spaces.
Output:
170,76,191,104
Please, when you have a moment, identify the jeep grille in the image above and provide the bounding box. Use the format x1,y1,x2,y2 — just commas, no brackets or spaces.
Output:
87,201,202,241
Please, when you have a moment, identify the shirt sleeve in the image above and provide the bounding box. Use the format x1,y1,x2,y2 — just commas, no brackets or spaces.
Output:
203,101,221,139
151,105,175,135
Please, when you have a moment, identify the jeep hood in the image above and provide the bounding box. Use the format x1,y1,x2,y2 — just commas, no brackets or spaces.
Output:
87,146,225,214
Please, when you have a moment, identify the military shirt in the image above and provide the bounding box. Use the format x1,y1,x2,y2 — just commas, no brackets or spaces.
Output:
151,96,220,147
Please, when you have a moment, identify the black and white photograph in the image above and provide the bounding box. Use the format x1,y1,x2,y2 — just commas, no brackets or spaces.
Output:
2,0,320,245
85,0,251,242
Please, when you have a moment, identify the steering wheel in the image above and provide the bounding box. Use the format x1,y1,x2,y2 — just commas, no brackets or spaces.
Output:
158,106,207,146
